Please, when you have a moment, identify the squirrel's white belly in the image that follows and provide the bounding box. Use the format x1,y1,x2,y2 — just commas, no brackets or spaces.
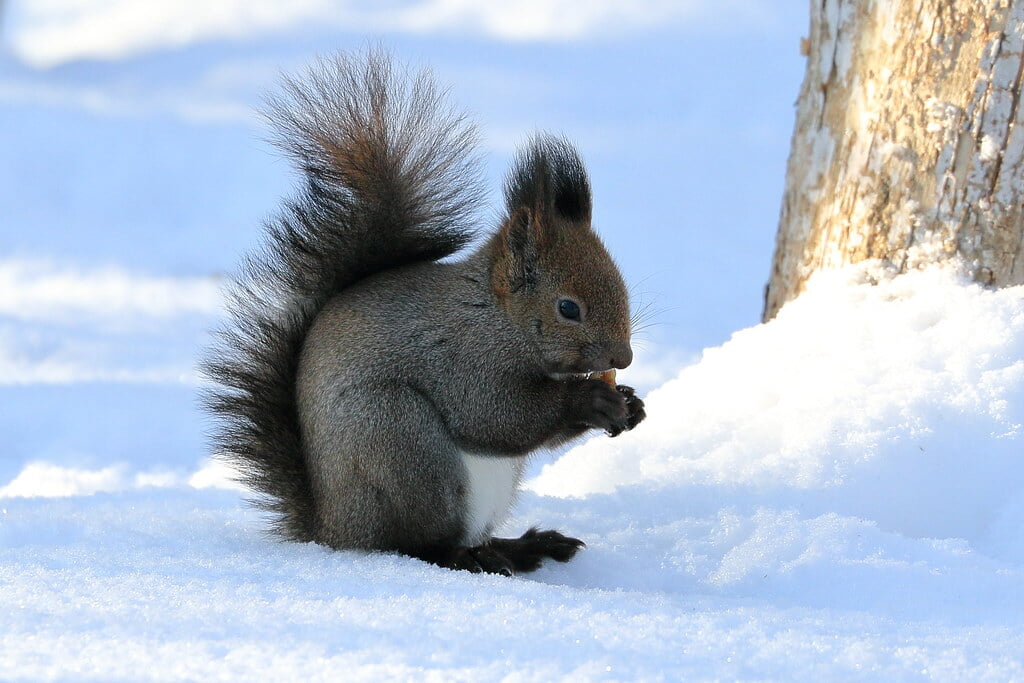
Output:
460,453,525,546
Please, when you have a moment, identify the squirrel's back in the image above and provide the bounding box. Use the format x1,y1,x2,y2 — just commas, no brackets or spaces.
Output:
202,50,484,542
205,50,645,572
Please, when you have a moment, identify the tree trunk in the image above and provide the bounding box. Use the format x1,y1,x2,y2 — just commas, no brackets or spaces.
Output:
764,0,1024,321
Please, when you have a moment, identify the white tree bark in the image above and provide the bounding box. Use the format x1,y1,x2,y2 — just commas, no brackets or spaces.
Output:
764,0,1024,320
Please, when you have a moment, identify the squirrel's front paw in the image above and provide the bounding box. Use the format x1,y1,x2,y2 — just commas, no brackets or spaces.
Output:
612,384,646,436
570,379,629,435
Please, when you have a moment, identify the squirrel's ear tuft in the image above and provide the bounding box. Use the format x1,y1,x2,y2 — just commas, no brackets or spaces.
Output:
504,134,591,225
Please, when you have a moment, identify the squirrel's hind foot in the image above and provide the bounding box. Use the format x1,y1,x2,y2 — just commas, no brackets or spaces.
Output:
488,528,585,574
409,528,584,576
409,543,515,576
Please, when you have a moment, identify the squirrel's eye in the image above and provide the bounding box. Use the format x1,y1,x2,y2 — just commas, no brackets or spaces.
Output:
558,298,581,321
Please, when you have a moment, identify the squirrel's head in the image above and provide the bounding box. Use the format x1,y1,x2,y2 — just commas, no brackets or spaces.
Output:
491,135,633,378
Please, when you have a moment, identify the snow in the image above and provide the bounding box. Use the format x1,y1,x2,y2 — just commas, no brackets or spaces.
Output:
0,260,222,321
981,134,1001,162
0,261,215,386
3,5,1022,677
925,97,962,133
7,0,771,68
4,262,1024,679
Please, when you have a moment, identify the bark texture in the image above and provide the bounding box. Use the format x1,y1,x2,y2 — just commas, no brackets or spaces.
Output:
764,0,1024,320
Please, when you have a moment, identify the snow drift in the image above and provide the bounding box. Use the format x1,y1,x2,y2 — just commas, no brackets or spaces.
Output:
532,262,1024,557
3,262,1024,679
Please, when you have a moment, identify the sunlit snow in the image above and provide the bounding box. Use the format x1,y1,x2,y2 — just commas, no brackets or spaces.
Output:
3,264,1023,679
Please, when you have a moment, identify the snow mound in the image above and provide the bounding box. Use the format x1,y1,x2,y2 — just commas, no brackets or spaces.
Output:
531,262,1024,553
4,262,1024,679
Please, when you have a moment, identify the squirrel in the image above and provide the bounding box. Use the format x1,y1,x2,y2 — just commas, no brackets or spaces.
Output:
203,50,645,576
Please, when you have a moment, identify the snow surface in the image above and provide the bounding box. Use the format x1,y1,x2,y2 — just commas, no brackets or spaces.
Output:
3,5,1021,677
0,261,216,386
4,263,1024,680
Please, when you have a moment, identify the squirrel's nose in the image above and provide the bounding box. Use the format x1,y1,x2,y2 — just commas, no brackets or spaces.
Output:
609,343,633,370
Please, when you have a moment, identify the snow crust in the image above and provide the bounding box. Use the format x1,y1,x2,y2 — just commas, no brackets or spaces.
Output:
4,263,1024,679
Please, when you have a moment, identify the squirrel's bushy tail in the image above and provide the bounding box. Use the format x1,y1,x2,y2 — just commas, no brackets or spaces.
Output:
202,50,483,542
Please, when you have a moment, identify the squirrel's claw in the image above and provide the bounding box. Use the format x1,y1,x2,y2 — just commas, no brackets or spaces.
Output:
606,384,645,437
